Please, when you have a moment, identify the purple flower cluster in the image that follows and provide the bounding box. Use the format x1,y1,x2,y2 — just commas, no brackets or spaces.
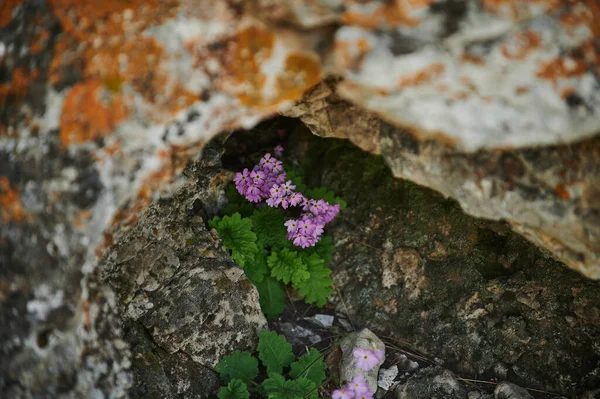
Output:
233,147,340,248
331,348,385,399
331,375,373,399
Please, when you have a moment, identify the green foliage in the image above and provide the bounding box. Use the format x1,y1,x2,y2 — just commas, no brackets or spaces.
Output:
210,213,258,267
215,351,259,384
215,333,326,399
284,165,307,194
244,247,269,284
257,331,295,375
305,235,335,264
263,373,316,399
223,185,255,218
254,276,286,319
289,348,326,386
268,249,310,285
295,253,333,307
218,380,250,399
251,207,290,249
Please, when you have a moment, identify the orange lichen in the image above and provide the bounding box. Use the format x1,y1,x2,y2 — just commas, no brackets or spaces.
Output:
460,53,486,65
73,210,91,228
342,0,434,29
0,68,38,106
0,0,22,27
398,63,445,87
560,86,576,99
59,81,127,146
554,184,571,200
482,0,562,20
537,40,599,81
229,25,321,108
501,30,541,59
0,176,28,223
515,86,529,95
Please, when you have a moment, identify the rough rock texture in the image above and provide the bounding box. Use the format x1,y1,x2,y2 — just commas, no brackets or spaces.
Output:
292,133,600,396
494,382,534,399
101,145,267,397
395,366,467,399
2,0,600,397
288,79,600,279
339,328,385,394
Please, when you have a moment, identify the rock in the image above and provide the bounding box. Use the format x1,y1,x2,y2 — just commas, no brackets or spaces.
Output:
494,382,534,399
294,134,600,396
395,366,467,399
101,145,267,395
378,365,399,391
339,328,385,394
291,82,600,279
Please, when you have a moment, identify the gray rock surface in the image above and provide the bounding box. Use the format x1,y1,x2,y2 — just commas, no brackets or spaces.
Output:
395,366,467,399
101,145,267,396
291,132,600,396
494,382,534,399
288,79,600,279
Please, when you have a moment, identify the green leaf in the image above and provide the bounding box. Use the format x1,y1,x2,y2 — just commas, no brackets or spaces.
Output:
289,348,326,386
295,253,333,307
263,373,314,399
244,247,269,284
254,275,286,319
223,185,255,218
268,249,310,285
250,207,290,250
212,213,258,267
215,351,259,384
285,165,307,194
257,331,295,375
304,235,335,264
218,379,250,399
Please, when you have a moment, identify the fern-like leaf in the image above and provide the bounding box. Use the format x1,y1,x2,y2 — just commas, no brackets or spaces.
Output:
244,247,269,284
289,348,326,386
218,379,250,399
254,275,286,319
262,373,315,399
215,351,259,384
304,186,347,209
211,213,258,267
257,331,295,375
267,249,310,285
250,207,290,250
295,253,333,307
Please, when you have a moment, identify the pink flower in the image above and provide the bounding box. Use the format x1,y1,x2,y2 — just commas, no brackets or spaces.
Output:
282,180,296,195
374,349,385,361
348,375,369,395
332,388,355,399
284,219,298,233
274,145,284,157
353,348,381,371
288,192,304,207
259,153,275,170
355,392,373,399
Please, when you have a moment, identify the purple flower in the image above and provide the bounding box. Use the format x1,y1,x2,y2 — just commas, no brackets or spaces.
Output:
299,219,316,235
353,348,381,371
266,196,282,207
275,171,286,184
374,349,385,361
274,145,284,157
270,184,284,199
282,180,296,195
260,153,275,170
355,392,373,399
348,375,370,395
250,170,265,185
272,160,284,174
288,192,304,207
332,388,355,399
284,219,298,234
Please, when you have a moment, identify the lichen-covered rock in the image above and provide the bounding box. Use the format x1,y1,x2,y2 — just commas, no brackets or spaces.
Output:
101,145,267,396
494,382,534,399
293,134,600,396
395,366,467,399
339,328,385,394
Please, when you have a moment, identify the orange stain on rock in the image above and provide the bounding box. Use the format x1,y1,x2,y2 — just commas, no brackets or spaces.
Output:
0,0,22,27
537,40,599,82
230,26,321,108
342,0,433,29
0,176,28,223
554,184,571,200
460,53,486,65
59,81,127,147
482,0,561,20
398,63,446,87
501,30,541,59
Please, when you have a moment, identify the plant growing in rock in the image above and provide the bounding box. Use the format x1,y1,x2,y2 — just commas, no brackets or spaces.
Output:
210,147,345,318
216,331,327,399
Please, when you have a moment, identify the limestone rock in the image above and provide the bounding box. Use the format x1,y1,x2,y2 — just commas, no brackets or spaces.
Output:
494,382,534,399
339,328,385,394
395,366,467,399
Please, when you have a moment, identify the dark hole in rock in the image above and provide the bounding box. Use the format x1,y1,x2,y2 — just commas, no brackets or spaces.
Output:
36,329,51,348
